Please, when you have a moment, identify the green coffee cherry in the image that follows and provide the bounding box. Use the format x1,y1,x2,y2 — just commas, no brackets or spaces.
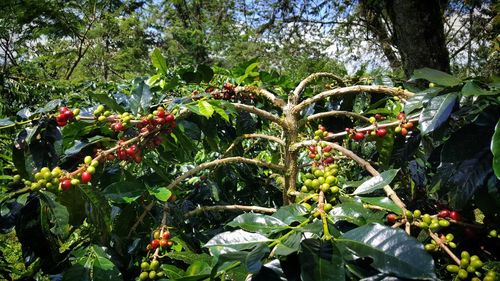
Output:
446,264,459,273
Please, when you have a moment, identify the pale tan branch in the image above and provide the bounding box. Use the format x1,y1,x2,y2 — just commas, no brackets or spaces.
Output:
185,204,277,217
233,103,286,128
235,86,286,108
292,73,346,104
223,134,285,156
304,110,371,124
293,85,415,114
166,157,285,190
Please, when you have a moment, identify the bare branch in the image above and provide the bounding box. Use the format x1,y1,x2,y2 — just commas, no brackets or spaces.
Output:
292,73,346,104
185,204,277,217
235,86,286,108
233,103,286,128
127,201,155,238
293,86,415,114
166,156,285,190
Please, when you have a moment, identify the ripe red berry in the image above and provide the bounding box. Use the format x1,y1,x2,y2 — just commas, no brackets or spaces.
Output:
117,149,127,160
323,146,332,152
133,154,142,163
449,211,460,221
353,132,365,141
113,123,124,132
126,145,136,157
166,240,174,247
397,112,406,120
150,239,160,249
386,213,397,223
81,171,92,184
376,128,387,137
438,209,450,218
308,153,316,159
63,110,74,119
165,114,174,123
324,157,334,164
162,231,171,240
156,110,166,118
374,113,383,120
308,145,316,153
61,179,72,191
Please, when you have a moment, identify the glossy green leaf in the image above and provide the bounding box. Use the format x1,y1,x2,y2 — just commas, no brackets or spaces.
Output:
0,117,14,127
161,264,185,279
299,239,345,281
91,93,124,113
62,245,122,281
149,187,172,202
204,229,271,250
352,169,399,195
39,191,70,239
129,80,152,114
198,100,214,118
413,68,461,86
329,202,379,225
338,223,435,280
227,213,287,234
359,197,402,215
272,204,308,224
492,119,500,179
462,81,498,96
419,93,457,134
151,48,168,75
245,243,269,273
274,231,302,256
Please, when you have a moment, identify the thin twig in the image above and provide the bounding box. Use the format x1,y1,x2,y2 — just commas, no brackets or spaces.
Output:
127,201,155,238
185,205,277,217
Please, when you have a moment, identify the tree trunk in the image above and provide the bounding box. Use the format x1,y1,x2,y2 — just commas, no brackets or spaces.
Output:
386,0,450,77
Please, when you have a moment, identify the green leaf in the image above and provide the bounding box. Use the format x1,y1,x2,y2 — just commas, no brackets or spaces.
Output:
352,169,399,195
274,231,302,256
227,213,287,234
213,106,229,121
0,117,14,127
149,187,172,202
91,94,124,113
338,223,435,280
419,93,457,134
151,48,168,75
79,187,112,237
64,136,107,157
299,239,345,281
204,229,271,250
198,100,214,118
160,264,185,279
462,81,498,96
62,245,123,281
359,197,403,215
39,191,70,239
245,243,269,273
492,119,500,179
413,68,461,87
329,202,380,226
272,204,308,224
129,81,152,114
103,180,145,203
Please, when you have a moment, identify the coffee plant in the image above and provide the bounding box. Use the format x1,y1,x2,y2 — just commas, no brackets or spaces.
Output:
0,50,499,280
